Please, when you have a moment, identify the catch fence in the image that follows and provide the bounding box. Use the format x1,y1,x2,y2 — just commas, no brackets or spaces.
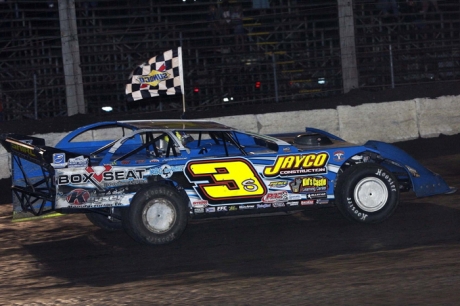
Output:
0,0,458,121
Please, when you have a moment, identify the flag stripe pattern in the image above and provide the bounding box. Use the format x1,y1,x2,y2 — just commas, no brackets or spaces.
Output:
125,47,184,102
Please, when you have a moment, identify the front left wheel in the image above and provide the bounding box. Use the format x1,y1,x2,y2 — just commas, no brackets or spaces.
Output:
122,185,188,245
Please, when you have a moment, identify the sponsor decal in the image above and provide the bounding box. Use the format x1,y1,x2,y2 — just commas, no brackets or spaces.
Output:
184,158,267,204
135,160,146,164
192,200,208,208
66,189,90,205
333,150,345,162
59,188,130,208
290,176,328,193
101,188,126,195
257,203,271,209
316,199,330,205
121,160,131,165
262,191,288,203
263,153,329,177
307,192,327,199
149,159,160,163
229,205,238,211
67,156,88,168
286,201,299,206
205,207,216,213
163,157,188,162
56,166,148,187
90,188,127,205
217,206,228,212
10,142,36,158
239,204,255,210
52,153,67,168
272,202,286,208
194,208,205,214
288,193,302,201
150,164,184,179
67,203,124,209
159,164,173,179
137,64,170,88
91,194,126,205
268,181,289,188
301,200,315,206
282,147,291,152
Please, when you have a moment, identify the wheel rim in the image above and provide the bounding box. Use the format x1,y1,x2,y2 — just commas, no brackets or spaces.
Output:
142,199,176,234
353,177,388,212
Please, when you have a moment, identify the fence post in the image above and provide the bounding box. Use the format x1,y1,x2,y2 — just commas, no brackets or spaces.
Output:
59,0,85,116
34,74,37,119
338,0,359,93
272,53,279,103
389,44,395,88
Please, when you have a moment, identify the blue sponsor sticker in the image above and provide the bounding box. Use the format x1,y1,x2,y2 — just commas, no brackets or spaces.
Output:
52,153,67,168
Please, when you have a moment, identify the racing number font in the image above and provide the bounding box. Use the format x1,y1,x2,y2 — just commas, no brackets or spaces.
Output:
185,158,267,203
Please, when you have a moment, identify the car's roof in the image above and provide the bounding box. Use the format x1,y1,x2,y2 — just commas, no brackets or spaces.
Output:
118,119,235,131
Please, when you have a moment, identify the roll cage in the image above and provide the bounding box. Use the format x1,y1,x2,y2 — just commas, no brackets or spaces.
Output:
87,128,282,164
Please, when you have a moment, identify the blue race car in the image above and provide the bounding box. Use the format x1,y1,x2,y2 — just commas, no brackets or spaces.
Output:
1,119,456,245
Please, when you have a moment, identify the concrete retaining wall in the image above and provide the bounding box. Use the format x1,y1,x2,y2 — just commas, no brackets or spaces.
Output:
1,95,459,179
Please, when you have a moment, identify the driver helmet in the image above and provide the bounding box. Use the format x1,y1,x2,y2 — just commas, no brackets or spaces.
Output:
175,131,194,146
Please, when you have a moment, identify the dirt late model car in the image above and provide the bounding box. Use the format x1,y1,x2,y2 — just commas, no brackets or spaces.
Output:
0,119,456,245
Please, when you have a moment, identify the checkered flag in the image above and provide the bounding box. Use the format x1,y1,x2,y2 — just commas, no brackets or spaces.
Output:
125,47,184,102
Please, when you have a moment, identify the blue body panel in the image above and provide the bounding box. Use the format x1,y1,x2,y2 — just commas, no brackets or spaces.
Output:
364,140,453,196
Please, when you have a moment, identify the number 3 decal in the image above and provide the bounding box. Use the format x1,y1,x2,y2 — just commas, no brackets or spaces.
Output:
185,158,267,204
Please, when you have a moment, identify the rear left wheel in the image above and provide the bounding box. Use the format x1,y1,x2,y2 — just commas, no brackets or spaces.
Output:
122,185,188,245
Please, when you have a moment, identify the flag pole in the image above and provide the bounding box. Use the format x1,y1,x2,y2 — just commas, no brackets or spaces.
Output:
178,47,186,118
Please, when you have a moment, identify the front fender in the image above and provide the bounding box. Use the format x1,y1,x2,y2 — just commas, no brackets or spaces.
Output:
364,140,455,197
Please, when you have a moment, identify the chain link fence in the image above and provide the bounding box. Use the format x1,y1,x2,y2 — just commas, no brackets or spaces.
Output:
0,0,458,121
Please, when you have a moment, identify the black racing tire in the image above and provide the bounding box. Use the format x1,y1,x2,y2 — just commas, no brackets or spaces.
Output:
85,210,123,231
335,163,399,223
122,185,188,245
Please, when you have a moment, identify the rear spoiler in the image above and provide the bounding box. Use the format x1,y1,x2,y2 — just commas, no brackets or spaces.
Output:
1,133,52,170
0,133,87,220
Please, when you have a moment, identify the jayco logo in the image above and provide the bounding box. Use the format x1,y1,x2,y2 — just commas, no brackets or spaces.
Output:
263,153,329,177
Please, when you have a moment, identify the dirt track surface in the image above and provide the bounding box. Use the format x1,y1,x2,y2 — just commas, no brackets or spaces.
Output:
1,153,460,305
